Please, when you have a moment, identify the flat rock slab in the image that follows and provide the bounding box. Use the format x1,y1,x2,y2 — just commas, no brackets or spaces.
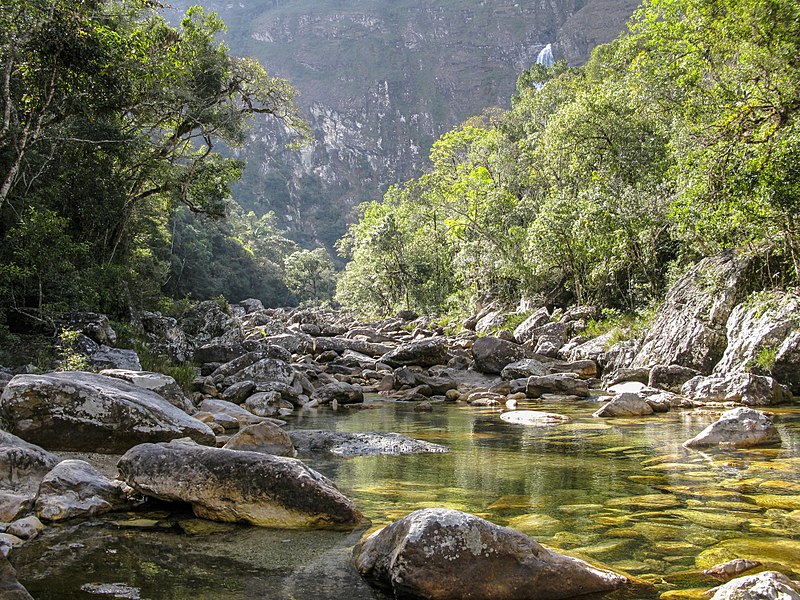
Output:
353,508,629,600
118,441,361,528
0,372,215,453
289,430,448,457
500,410,571,426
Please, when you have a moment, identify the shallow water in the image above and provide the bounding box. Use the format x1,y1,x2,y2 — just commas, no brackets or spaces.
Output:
12,398,800,599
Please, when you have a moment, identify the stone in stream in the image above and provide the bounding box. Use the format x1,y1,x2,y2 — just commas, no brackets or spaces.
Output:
703,558,762,582
593,393,654,418
500,411,571,426
0,372,215,452
683,407,781,449
223,422,296,457
118,440,361,528
353,508,629,600
198,398,285,429
288,430,448,457
311,381,364,405
35,459,129,522
708,571,800,600
525,374,590,398
501,359,548,380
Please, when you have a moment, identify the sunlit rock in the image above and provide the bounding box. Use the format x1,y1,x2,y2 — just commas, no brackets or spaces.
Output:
118,440,361,528
353,508,628,599
683,407,781,449
709,571,800,600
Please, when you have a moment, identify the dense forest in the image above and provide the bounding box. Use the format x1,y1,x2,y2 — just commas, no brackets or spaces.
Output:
0,0,336,324
337,0,800,317
1,0,798,328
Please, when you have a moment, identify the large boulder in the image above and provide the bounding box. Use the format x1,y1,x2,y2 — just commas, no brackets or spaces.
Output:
472,336,528,374
289,430,448,457
35,459,129,521
714,292,800,394
380,338,450,368
353,508,628,600
99,369,194,413
0,372,215,452
513,308,551,344
198,398,284,428
682,372,792,406
593,393,654,418
0,431,59,490
631,250,757,373
501,359,548,380
709,571,800,600
683,407,781,449
89,346,141,371
118,441,361,528
526,374,590,398
648,364,701,392
311,382,364,405
223,422,296,457
0,555,34,600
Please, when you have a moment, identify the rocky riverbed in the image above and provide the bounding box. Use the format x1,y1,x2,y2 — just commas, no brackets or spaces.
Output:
0,249,798,599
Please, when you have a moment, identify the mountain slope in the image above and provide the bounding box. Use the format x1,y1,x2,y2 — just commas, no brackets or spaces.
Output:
167,0,640,247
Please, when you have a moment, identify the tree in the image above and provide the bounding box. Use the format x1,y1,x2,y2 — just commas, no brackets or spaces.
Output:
283,248,336,303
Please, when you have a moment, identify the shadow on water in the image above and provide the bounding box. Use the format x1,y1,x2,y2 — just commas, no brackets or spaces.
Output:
12,399,800,599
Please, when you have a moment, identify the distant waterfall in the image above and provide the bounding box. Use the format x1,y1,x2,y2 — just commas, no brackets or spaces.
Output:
536,43,555,68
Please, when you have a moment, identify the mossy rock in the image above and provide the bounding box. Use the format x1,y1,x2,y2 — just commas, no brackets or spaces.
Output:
746,494,800,510
606,494,683,510
669,509,747,531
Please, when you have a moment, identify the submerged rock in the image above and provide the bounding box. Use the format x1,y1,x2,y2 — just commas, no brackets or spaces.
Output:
709,571,800,600
683,407,781,449
289,430,448,457
500,411,571,426
353,508,628,600
703,559,762,582
118,440,361,528
0,372,215,452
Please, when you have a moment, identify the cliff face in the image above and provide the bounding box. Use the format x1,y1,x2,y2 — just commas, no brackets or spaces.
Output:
168,0,640,247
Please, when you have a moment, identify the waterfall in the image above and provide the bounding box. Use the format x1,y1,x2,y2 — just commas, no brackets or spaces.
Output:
536,43,555,68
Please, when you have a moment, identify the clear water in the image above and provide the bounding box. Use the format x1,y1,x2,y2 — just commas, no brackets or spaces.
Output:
12,398,800,599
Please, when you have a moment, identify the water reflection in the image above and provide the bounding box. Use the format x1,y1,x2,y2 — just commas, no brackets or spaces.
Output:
11,400,800,599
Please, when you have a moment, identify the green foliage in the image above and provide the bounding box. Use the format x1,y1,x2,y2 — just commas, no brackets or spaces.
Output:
0,0,306,318
283,248,336,304
54,329,91,372
585,307,658,347
336,0,799,317
750,344,778,374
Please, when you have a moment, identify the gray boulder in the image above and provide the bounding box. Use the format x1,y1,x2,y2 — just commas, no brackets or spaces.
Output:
118,441,361,528
35,459,129,521
223,422,296,457
682,372,791,406
198,398,284,428
353,508,628,600
472,336,528,374
683,407,781,449
226,358,294,387
649,364,701,392
90,346,141,371
312,382,364,405
526,374,590,398
501,359,548,380
244,391,294,418
99,369,194,414
475,310,505,334
0,372,215,452
289,430,448,457
513,308,551,344
593,393,655,418
709,571,800,600
0,555,34,599
714,292,800,394
632,250,757,373
380,338,450,368
0,431,59,491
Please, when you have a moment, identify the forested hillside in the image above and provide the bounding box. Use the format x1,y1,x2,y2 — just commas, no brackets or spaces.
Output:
337,0,800,317
0,0,312,320
167,0,639,249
